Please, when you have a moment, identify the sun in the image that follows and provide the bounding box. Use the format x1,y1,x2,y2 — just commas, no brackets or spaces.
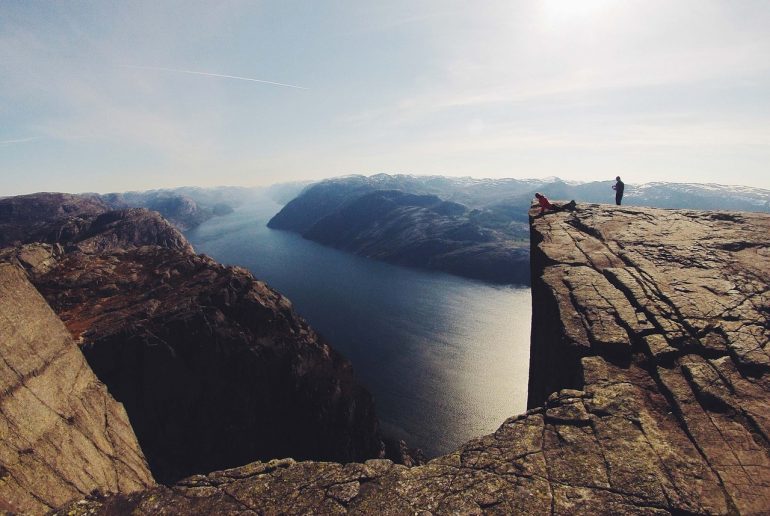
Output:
542,0,613,20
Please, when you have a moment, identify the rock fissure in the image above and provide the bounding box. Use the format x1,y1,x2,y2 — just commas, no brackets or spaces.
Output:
652,366,742,513
5,198,770,514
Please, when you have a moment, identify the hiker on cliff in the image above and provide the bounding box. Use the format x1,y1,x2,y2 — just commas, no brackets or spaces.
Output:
613,176,625,205
534,193,576,215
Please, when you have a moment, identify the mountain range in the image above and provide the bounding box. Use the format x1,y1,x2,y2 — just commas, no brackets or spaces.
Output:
268,174,770,285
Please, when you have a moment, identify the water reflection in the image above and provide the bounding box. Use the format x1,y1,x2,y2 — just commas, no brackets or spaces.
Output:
186,199,531,456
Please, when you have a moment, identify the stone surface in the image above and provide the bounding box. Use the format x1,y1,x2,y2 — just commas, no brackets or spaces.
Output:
0,263,153,515
0,193,192,254
0,193,396,490
529,204,770,513
27,246,386,484
53,203,770,514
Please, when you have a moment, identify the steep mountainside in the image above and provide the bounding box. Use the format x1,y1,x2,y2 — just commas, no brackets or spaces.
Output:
0,264,153,514
270,187,530,284
29,246,384,483
100,191,212,231
0,193,392,488
57,203,770,515
99,184,306,231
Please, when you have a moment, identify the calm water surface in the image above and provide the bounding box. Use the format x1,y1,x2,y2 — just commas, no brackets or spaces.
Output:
186,199,531,456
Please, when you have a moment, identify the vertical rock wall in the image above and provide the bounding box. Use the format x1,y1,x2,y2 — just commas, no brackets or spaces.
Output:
527,204,770,513
0,264,153,514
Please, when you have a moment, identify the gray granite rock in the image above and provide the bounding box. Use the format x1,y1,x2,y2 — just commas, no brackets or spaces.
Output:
53,203,770,515
0,264,153,514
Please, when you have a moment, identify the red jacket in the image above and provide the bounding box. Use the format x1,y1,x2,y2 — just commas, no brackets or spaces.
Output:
537,196,555,212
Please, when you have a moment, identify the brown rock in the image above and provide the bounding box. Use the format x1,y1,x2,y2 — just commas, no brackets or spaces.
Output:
29,246,384,483
29,202,770,514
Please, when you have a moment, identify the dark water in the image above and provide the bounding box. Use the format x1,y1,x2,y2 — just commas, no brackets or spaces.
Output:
186,199,531,456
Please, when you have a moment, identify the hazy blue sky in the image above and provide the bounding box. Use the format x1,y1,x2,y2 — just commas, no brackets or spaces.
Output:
2,0,769,195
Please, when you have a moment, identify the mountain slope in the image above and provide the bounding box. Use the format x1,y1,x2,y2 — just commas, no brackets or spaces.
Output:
269,181,532,285
0,193,393,485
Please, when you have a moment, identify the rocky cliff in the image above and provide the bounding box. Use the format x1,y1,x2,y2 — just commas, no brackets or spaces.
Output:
29,245,384,483
0,194,388,491
0,263,153,514
53,203,770,515
0,193,109,248
0,194,191,254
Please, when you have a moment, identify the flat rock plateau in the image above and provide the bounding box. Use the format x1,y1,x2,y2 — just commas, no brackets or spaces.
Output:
2,197,769,514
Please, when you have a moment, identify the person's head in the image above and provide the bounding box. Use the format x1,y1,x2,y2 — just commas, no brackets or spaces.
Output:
535,192,543,199
616,176,621,181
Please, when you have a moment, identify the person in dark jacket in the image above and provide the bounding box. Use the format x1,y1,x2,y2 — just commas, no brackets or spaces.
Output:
612,176,625,205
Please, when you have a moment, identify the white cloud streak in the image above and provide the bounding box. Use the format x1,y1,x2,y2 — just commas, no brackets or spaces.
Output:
0,136,41,145
120,65,308,90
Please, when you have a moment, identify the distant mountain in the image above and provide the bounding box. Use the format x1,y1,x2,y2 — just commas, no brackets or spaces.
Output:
100,191,213,231
269,177,532,285
95,184,312,231
268,174,770,284
99,187,262,231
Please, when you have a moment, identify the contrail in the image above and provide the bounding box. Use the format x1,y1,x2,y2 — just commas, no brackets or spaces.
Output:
0,136,40,145
121,65,308,90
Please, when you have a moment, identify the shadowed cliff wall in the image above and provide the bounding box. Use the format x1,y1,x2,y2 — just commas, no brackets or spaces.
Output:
51,203,770,515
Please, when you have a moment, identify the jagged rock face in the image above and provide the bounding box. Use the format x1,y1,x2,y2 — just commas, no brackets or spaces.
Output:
0,192,109,247
0,242,64,276
0,193,390,486
59,203,770,515
0,193,192,254
72,209,193,254
0,264,153,515
29,246,383,484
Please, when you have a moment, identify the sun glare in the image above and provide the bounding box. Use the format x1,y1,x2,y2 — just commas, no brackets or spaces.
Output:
542,0,613,21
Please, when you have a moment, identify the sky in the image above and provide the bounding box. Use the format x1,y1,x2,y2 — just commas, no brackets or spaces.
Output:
2,0,770,195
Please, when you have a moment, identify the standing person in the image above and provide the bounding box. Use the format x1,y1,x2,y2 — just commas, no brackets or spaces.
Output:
612,176,625,205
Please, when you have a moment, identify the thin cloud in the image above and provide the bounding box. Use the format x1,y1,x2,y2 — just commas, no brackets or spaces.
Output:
0,136,41,145
120,65,308,90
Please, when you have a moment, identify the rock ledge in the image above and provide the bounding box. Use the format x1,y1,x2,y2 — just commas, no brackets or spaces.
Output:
52,203,770,515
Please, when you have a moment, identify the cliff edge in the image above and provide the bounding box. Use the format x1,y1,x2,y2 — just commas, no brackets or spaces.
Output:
0,193,389,494
53,203,770,515
0,264,153,514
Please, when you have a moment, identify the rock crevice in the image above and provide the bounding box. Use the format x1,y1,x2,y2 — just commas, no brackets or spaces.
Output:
51,203,770,515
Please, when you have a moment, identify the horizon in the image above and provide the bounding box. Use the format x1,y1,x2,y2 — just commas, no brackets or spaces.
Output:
4,171,770,198
2,1,770,195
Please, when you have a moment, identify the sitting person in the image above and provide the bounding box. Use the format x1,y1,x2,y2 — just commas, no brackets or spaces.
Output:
534,193,576,214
